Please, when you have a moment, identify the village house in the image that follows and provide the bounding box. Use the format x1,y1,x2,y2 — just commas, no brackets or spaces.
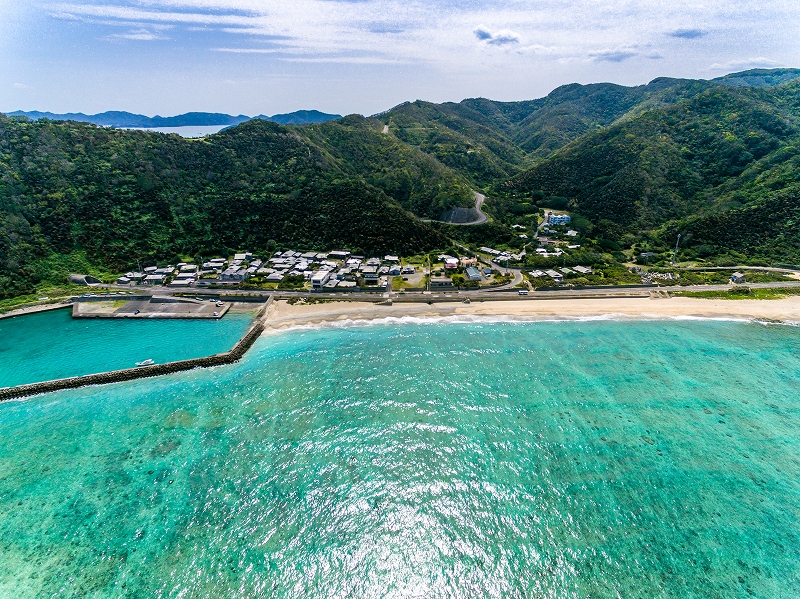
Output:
430,277,454,289
311,270,330,291
144,274,166,285
124,272,144,283
545,269,563,282
220,267,248,282
168,278,192,288
465,267,483,282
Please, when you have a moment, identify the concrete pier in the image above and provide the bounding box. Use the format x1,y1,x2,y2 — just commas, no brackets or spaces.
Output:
0,297,273,402
72,295,230,319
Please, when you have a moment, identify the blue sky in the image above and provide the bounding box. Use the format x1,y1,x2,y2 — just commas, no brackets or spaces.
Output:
1,0,798,117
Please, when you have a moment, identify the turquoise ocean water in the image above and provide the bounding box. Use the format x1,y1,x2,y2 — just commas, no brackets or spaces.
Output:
0,318,798,598
0,308,253,387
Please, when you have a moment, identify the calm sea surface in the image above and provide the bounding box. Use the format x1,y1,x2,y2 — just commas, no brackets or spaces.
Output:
0,308,253,387
125,125,228,137
0,319,798,598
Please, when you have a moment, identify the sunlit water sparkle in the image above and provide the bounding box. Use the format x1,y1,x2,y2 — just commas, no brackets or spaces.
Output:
0,319,798,598
0,308,253,387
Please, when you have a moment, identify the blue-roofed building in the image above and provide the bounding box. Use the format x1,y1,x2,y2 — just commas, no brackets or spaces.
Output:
465,267,483,282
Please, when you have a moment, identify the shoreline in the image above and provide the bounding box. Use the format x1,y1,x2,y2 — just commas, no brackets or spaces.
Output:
0,302,72,320
0,298,273,401
262,296,800,333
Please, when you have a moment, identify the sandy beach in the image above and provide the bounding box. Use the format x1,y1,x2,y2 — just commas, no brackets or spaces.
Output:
262,295,800,332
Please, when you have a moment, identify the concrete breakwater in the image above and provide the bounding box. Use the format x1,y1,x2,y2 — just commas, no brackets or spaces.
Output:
0,297,272,402
0,301,72,320
72,295,230,319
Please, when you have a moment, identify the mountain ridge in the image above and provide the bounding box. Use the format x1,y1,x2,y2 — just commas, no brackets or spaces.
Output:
4,109,342,128
3,67,800,299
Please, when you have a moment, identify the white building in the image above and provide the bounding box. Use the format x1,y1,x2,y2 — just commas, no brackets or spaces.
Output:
311,270,331,291
548,213,571,225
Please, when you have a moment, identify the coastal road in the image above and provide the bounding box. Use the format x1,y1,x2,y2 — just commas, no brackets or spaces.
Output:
678,265,800,277
91,278,800,304
535,210,550,238
486,268,524,291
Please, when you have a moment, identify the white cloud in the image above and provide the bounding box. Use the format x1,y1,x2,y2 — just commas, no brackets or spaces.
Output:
214,48,281,54
12,83,29,89
474,26,520,46
282,56,408,64
42,0,800,80
667,28,706,39
589,48,639,63
708,57,783,71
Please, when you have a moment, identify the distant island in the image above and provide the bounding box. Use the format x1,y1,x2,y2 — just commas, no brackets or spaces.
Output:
4,109,342,128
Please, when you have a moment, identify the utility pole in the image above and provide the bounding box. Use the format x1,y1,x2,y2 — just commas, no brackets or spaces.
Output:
671,234,681,266
427,254,431,291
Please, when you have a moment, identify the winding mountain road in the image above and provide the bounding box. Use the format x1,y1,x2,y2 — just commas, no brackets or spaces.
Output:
450,192,487,226
424,192,488,226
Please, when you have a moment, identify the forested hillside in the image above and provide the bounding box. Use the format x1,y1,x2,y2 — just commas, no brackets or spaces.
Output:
0,117,448,296
508,84,800,226
504,81,800,262
298,115,474,217
3,67,800,298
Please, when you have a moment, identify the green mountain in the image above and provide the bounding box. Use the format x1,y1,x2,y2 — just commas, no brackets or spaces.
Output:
713,68,800,88
508,84,799,225
376,100,527,188
0,117,449,297
506,80,800,262
299,114,474,217
3,67,800,298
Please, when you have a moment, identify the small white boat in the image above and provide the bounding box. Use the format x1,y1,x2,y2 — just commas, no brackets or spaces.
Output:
135,359,155,367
